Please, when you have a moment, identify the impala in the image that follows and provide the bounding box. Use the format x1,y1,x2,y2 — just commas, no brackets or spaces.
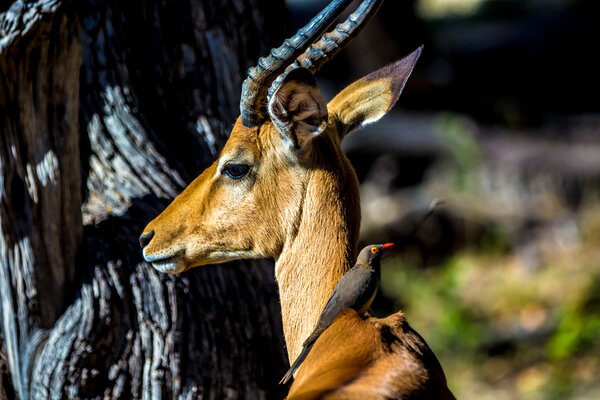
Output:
140,0,455,397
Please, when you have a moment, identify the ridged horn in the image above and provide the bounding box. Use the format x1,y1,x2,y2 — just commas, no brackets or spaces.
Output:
240,0,356,128
267,0,384,102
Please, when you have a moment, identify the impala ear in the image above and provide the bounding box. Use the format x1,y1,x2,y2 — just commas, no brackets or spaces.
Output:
328,46,422,138
268,68,328,150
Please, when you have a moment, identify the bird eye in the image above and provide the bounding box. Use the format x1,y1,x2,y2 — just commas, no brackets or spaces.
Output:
371,247,378,254
223,163,250,179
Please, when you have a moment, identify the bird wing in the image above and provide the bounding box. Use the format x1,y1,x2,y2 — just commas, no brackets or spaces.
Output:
279,340,316,385
315,266,373,332
280,266,373,384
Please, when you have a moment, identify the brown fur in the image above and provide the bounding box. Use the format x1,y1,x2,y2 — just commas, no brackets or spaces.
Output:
141,50,454,398
287,310,454,400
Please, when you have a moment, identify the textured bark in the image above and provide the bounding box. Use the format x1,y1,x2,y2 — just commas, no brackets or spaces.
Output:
1,330,13,400
0,0,289,398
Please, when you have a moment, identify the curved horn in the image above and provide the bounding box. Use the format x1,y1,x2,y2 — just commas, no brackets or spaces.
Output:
298,0,384,74
268,0,385,101
240,0,355,128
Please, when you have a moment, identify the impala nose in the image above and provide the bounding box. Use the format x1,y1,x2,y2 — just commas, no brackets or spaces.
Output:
139,230,155,249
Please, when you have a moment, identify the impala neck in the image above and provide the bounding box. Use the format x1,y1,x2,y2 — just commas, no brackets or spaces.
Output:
274,155,360,361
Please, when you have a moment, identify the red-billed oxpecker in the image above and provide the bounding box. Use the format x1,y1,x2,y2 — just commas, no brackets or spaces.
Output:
281,243,395,384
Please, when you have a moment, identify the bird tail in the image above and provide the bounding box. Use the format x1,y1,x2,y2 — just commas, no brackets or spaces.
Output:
279,342,315,385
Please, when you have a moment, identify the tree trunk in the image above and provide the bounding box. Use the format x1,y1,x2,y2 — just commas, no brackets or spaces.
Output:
0,0,289,398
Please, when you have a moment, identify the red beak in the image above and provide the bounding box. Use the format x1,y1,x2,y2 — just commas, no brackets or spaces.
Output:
382,243,394,250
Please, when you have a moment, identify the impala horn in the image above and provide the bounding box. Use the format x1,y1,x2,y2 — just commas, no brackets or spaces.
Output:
240,0,384,128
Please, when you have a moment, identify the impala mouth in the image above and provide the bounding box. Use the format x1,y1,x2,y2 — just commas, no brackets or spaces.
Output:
143,253,187,274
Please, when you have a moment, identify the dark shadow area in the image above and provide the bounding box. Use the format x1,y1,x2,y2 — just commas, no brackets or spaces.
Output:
292,0,600,126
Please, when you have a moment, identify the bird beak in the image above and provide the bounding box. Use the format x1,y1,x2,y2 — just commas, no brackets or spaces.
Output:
382,243,394,250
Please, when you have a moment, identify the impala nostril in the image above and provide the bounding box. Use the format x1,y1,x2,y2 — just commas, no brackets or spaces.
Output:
139,230,155,249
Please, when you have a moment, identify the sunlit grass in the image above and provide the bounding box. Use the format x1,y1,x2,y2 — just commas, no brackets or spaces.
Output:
377,206,600,399
417,0,489,19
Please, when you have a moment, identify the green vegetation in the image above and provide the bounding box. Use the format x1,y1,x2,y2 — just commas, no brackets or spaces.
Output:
359,105,600,399
376,207,600,399
434,112,482,192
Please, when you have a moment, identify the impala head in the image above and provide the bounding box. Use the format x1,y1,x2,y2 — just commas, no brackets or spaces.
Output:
140,0,421,274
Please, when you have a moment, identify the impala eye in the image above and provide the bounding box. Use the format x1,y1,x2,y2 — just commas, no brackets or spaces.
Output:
223,163,250,179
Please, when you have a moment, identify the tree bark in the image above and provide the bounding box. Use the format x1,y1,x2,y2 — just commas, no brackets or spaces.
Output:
0,0,289,398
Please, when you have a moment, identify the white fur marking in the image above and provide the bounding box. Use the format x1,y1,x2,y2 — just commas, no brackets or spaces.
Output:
361,111,386,128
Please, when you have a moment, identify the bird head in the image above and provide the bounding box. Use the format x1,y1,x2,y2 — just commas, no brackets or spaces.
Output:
357,243,394,267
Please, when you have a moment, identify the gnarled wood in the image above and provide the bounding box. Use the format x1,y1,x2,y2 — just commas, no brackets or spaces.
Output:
1,0,289,398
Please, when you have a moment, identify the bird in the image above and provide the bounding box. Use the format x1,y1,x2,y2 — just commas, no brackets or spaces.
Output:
280,242,394,385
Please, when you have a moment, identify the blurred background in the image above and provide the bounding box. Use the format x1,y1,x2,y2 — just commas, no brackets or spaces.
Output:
289,0,600,399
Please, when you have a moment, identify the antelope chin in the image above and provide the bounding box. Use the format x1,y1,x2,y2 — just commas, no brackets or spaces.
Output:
151,257,187,274
144,253,187,274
